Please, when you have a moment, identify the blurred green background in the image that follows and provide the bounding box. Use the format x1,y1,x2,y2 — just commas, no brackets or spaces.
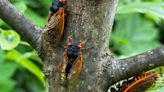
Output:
0,0,163,92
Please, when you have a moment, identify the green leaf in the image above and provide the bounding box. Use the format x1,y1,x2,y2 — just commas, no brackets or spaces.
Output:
0,61,17,92
0,20,3,26
110,14,160,57
0,78,15,92
117,2,164,19
0,62,18,79
25,74,45,92
0,49,5,63
22,51,42,64
19,41,30,47
0,20,10,28
145,67,164,92
0,30,20,50
24,9,45,27
5,50,45,86
13,2,27,13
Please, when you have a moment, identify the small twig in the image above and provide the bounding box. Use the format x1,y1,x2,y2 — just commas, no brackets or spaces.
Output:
109,46,164,86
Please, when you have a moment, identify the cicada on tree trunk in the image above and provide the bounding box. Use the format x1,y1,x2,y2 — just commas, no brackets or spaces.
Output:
44,0,67,47
39,0,67,76
58,37,84,91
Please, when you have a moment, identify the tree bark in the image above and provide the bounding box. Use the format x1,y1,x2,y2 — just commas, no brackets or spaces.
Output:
1,0,164,92
105,46,164,88
43,0,119,92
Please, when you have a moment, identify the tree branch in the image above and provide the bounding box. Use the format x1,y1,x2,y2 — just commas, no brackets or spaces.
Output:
0,0,43,49
3,0,162,92
106,46,164,88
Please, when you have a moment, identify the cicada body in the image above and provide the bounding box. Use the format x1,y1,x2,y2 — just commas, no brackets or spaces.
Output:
67,52,83,82
44,8,65,47
59,38,84,88
44,0,66,47
110,73,158,92
67,53,83,91
123,73,157,92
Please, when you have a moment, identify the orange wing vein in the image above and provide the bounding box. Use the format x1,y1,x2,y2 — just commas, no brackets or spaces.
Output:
123,73,157,92
44,8,65,47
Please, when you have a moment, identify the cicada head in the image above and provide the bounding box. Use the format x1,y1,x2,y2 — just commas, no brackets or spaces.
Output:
67,42,80,61
49,0,64,14
65,38,85,64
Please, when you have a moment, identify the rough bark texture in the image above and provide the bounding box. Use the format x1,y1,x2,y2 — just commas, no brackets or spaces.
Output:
42,0,119,92
1,0,164,92
106,46,164,88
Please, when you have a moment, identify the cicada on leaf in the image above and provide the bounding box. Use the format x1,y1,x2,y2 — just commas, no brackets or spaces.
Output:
58,37,84,88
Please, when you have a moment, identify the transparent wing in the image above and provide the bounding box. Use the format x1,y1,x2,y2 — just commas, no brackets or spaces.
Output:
58,51,68,85
44,8,65,47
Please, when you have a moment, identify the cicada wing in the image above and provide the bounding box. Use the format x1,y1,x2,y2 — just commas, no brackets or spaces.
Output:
45,12,51,27
67,52,83,85
123,73,158,92
58,51,68,85
44,8,65,47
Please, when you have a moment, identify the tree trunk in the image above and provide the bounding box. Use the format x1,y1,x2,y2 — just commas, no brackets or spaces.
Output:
1,0,164,92
42,0,118,92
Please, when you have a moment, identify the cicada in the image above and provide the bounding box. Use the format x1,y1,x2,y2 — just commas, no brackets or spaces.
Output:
44,0,67,47
59,37,84,88
110,73,158,92
123,73,157,92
